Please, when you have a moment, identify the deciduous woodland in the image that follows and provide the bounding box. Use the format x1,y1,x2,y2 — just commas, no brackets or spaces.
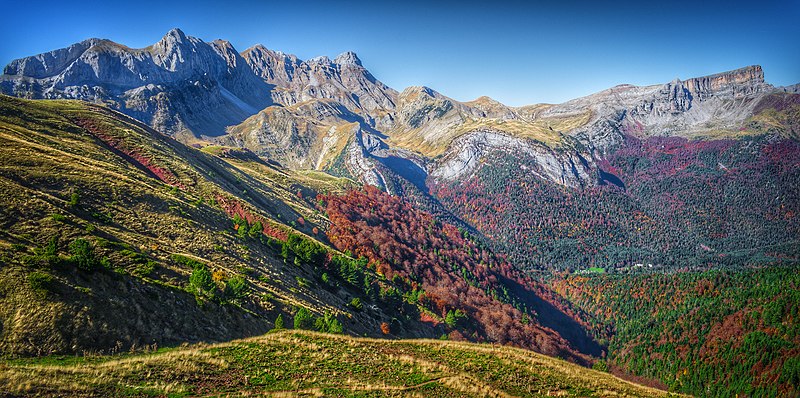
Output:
431,135,800,272
323,186,600,363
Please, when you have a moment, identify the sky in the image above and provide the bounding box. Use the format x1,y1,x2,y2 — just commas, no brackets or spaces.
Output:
1,0,798,106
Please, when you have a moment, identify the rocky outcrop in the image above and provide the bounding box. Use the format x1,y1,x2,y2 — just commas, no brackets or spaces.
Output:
217,99,362,169
431,129,595,188
541,65,773,139
242,47,398,128
1,29,274,137
682,65,765,98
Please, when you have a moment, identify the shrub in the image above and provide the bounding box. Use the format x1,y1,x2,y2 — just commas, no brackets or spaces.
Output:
28,271,55,294
349,297,363,311
273,314,285,330
237,223,248,239
248,221,263,239
189,263,216,299
445,309,467,328
294,307,314,330
51,213,67,222
315,312,343,334
68,192,80,208
91,212,112,224
133,261,156,277
295,276,311,288
380,322,391,335
43,235,59,257
69,238,103,272
592,360,609,372
286,233,326,264
225,275,248,300
212,270,227,282
171,254,204,269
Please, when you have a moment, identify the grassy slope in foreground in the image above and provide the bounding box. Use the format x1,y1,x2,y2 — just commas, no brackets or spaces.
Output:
0,330,679,398
0,95,406,356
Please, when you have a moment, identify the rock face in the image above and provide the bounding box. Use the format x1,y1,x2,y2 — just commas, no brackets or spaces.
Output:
541,65,772,140
1,29,272,138
242,45,398,128
217,99,363,170
1,29,795,191
431,129,594,187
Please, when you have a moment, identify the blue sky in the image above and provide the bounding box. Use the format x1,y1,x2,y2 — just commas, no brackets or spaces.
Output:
1,0,797,106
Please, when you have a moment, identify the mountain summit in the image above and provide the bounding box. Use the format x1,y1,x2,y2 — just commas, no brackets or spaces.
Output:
0,29,390,139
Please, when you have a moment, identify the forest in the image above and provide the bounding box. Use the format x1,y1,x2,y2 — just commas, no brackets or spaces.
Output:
430,134,800,272
321,186,601,363
549,266,800,397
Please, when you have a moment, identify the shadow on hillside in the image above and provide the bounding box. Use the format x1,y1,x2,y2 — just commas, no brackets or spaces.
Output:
379,156,428,193
499,276,604,357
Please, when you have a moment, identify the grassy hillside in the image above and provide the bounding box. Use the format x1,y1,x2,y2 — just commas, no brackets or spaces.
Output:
0,330,678,397
0,95,432,356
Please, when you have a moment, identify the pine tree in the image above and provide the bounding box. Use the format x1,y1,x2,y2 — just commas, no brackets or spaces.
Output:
274,314,285,330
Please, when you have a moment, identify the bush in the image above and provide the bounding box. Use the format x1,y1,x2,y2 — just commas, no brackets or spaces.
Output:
248,221,263,239
273,314,285,330
592,360,609,372
445,309,467,328
68,192,80,208
133,261,156,277
189,263,216,299
43,236,59,257
28,271,55,294
349,297,363,311
286,233,326,264
315,312,343,334
171,254,204,269
225,275,248,300
51,213,67,222
294,307,314,330
69,238,104,272
295,276,311,289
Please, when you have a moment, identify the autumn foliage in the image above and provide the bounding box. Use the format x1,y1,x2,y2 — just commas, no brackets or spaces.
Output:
550,267,800,397
430,135,800,272
323,186,595,363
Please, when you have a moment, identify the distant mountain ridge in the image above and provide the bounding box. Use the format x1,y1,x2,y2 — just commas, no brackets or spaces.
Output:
0,28,397,139
1,28,797,192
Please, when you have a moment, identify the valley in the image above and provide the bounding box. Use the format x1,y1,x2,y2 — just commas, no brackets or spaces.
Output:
0,26,798,397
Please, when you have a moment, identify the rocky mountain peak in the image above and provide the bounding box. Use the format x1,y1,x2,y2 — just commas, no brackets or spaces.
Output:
2,38,104,78
334,51,362,67
401,86,437,99
307,55,331,64
682,65,766,98
161,28,188,44
151,28,200,71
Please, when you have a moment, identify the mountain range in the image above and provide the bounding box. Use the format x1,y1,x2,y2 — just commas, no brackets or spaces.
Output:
1,28,798,397
4,28,797,192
